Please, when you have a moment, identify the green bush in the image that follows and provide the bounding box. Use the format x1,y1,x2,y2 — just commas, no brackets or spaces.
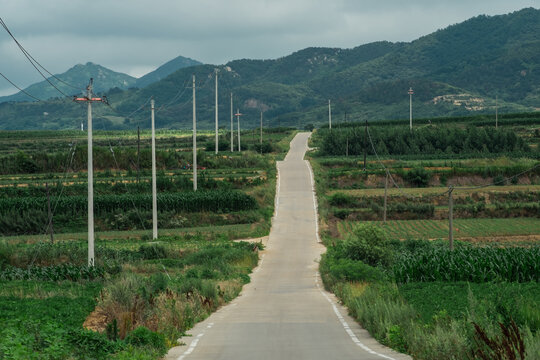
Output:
404,167,432,187
338,224,394,267
326,257,386,282
138,244,167,260
124,327,166,355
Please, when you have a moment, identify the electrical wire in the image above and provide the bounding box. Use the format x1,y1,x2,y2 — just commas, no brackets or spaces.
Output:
0,71,42,101
366,125,450,198
0,18,82,90
0,17,78,97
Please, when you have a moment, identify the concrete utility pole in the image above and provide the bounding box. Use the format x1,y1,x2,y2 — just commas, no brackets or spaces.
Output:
230,92,234,152
495,95,498,129
73,78,107,266
408,87,414,131
151,98,158,239
448,186,454,251
328,99,332,129
260,111,263,152
192,75,197,191
235,109,243,151
215,69,219,154
137,126,140,184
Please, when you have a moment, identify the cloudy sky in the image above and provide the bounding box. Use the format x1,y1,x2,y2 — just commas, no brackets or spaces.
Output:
0,0,537,96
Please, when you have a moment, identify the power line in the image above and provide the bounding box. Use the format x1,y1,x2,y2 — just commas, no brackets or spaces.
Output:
0,17,78,97
0,71,42,101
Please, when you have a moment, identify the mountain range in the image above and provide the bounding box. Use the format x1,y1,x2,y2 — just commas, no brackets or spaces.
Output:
0,7,538,130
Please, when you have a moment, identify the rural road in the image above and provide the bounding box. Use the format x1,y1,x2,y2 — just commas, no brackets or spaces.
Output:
165,132,410,360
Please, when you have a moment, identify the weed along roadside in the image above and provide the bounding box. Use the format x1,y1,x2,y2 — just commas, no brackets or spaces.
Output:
0,128,296,359
308,117,540,359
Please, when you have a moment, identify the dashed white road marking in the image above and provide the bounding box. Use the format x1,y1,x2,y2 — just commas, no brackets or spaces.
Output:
314,273,397,360
176,323,215,360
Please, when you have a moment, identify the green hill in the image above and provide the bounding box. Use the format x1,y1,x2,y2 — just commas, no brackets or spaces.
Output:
134,55,202,88
0,7,538,130
0,62,136,103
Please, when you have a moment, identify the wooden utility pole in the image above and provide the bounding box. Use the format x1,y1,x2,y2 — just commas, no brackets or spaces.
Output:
448,186,454,250
363,119,368,171
46,182,54,243
383,172,388,223
495,95,498,129
73,78,107,266
151,98,158,239
260,111,263,154
192,75,197,191
408,87,414,131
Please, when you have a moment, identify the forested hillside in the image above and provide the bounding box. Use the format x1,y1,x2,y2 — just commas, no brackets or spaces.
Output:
0,8,538,130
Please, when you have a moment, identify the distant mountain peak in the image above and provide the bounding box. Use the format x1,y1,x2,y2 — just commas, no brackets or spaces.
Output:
135,55,202,88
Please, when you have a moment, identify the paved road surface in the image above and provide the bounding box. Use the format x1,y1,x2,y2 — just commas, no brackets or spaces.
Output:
165,133,410,360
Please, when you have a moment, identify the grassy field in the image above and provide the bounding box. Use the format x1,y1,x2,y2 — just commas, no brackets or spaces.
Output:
338,218,540,241
329,184,540,197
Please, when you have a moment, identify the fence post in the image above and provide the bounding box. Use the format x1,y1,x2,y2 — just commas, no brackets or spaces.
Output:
448,186,454,251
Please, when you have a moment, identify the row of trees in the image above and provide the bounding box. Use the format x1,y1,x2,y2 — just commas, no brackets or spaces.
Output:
319,125,531,156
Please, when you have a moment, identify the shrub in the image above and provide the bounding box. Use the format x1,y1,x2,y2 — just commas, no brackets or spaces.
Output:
338,224,394,267
404,167,431,187
124,327,166,354
138,244,167,260
326,257,386,282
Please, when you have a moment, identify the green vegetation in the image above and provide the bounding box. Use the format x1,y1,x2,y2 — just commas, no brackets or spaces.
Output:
0,127,294,359
0,236,263,359
319,225,540,359
341,218,540,241
309,113,540,359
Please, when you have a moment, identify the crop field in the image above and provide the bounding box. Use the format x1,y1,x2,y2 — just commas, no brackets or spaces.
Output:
310,112,540,359
0,127,295,359
338,218,540,241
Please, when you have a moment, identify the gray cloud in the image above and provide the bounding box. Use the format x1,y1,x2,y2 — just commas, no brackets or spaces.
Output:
0,0,537,96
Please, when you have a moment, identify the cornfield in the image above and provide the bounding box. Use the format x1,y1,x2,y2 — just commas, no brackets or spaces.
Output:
0,190,257,215
394,246,540,283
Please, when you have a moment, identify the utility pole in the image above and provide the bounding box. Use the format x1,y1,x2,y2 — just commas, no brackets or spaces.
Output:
151,98,158,239
137,126,140,184
74,78,107,266
408,87,414,131
448,186,454,251
383,171,388,223
345,113,348,157
192,75,197,191
495,95,498,129
363,119,368,171
260,111,263,154
328,99,332,129
46,182,54,243
230,92,234,152
235,109,243,151
215,69,219,154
